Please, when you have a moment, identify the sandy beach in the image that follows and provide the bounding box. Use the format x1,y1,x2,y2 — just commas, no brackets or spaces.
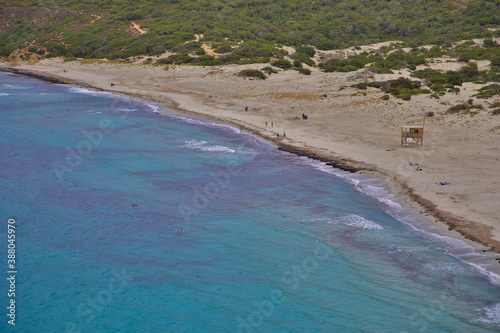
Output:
2,57,500,257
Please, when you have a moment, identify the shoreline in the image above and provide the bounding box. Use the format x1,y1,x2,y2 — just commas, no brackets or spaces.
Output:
2,63,499,267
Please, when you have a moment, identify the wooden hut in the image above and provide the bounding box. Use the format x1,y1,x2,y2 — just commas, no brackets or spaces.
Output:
401,126,424,147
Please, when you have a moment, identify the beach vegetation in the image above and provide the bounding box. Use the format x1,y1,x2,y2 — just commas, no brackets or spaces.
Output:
366,82,383,89
381,77,430,100
446,104,471,114
237,69,266,80
3,0,500,61
351,83,367,90
157,53,195,65
261,66,278,75
298,68,311,75
271,59,292,69
473,84,500,98
213,43,233,54
295,46,316,58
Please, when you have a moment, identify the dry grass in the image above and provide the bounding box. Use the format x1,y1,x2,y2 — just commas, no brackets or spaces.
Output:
330,100,370,108
488,125,500,132
265,92,326,100
202,71,229,78
80,59,123,65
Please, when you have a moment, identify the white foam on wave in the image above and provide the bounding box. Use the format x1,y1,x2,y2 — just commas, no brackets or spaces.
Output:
144,102,161,114
67,86,114,97
467,262,500,287
297,157,401,211
423,262,467,274
328,214,384,230
180,139,235,153
115,107,138,112
395,246,427,253
476,303,500,325
166,113,241,134
289,155,500,284
0,93,11,96
1,84,29,89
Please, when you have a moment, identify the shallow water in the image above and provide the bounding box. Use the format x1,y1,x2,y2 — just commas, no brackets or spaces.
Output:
1,72,500,332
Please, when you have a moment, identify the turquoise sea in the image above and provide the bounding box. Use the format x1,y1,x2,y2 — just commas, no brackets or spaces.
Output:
1,72,500,332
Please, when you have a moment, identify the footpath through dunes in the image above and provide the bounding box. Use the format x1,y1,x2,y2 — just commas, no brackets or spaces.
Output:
2,58,500,257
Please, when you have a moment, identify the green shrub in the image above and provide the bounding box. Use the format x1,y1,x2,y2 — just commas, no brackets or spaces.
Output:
400,93,412,101
351,83,367,89
381,77,429,100
473,84,500,98
446,104,470,114
271,59,292,69
261,66,278,75
237,69,266,79
156,53,194,65
213,43,233,54
295,45,316,57
366,82,382,88
299,68,311,75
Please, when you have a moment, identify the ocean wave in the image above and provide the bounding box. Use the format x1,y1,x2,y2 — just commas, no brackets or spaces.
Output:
329,214,384,230
67,86,115,97
395,246,427,253
180,139,235,153
144,102,161,114
1,84,29,89
167,113,241,134
115,107,138,112
476,303,500,325
0,93,11,96
281,148,500,285
422,262,467,274
466,261,500,287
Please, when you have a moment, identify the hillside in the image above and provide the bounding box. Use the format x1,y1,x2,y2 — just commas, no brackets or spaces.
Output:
1,0,499,62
